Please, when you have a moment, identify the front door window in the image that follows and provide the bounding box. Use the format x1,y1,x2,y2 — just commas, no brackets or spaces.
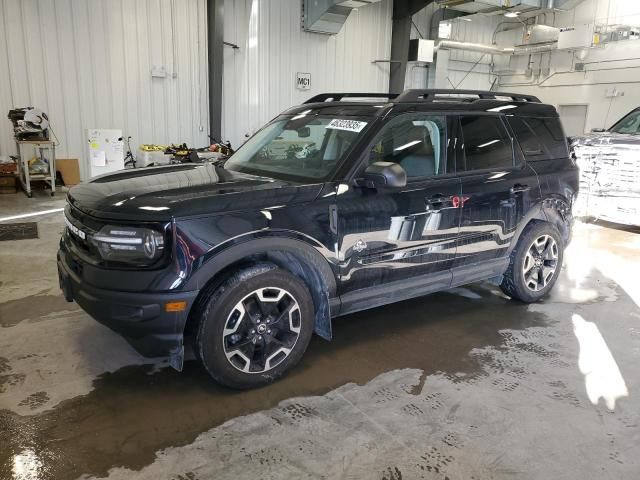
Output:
368,115,448,179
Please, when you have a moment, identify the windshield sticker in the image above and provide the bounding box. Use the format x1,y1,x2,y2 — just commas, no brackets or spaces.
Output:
326,119,368,133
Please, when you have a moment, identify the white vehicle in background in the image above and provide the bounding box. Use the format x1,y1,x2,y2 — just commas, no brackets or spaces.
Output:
571,108,640,226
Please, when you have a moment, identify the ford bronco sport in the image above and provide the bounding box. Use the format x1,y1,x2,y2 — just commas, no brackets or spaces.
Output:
58,89,578,388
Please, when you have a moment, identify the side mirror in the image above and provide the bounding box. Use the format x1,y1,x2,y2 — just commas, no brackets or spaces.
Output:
297,127,310,138
362,161,407,188
591,128,606,133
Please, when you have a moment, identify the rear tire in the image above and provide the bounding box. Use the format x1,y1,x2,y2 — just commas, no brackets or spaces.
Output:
195,264,314,389
500,222,564,303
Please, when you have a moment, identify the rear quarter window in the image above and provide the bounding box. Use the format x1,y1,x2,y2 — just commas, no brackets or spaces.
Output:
507,116,568,161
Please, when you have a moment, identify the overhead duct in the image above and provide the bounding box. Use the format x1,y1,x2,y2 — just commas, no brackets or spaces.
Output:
436,0,543,16
434,0,588,56
302,0,382,34
547,0,587,9
514,41,558,54
436,39,514,54
435,39,558,55
436,0,585,16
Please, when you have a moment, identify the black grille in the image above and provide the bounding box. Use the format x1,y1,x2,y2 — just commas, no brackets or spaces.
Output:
64,205,104,263
67,204,105,231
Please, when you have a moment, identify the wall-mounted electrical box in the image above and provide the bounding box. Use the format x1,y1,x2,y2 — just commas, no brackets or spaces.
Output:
151,65,167,78
557,23,597,50
408,39,435,63
605,87,625,98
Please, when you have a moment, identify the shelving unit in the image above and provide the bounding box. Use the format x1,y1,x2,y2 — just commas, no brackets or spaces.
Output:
15,140,56,197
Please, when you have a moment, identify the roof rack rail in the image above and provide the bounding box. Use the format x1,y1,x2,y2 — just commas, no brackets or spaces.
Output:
394,89,541,103
304,92,399,104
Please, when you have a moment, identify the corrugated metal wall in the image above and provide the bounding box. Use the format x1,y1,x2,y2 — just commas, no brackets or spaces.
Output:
222,0,393,148
446,16,499,91
0,0,209,179
1,0,392,177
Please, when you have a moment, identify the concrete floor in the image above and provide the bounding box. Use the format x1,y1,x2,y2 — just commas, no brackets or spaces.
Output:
1,190,640,480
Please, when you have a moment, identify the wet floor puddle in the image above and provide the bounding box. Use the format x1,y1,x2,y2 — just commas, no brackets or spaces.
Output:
0,293,80,328
0,286,553,480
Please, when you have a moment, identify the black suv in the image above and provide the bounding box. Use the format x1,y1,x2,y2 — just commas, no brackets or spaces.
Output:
58,89,578,388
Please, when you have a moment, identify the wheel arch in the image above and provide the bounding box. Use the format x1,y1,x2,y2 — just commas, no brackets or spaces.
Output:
183,236,337,342
508,196,573,255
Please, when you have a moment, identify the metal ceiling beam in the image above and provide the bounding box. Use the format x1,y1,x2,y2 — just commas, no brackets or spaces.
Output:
207,0,224,142
395,0,435,17
389,0,435,94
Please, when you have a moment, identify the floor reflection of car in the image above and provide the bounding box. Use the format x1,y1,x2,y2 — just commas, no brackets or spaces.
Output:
571,107,640,226
58,89,578,389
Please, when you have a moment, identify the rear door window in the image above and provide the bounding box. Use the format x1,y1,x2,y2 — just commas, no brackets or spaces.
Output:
459,116,514,171
507,116,568,160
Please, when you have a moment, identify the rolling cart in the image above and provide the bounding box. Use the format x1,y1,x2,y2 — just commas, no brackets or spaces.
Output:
15,140,56,197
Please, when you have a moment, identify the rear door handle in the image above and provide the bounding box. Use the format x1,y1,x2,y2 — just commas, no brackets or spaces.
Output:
524,149,543,156
510,184,530,194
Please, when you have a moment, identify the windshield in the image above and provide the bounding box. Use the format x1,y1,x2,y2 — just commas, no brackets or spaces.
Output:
610,110,640,134
224,115,370,182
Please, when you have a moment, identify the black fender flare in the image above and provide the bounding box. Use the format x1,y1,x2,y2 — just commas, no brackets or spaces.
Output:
184,235,337,340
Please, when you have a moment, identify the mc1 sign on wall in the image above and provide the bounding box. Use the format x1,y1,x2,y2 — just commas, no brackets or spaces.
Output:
296,72,311,90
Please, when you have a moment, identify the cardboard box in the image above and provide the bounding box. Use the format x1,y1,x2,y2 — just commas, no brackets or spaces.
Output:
56,158,81,186
0,174,17,194
0,163,17,174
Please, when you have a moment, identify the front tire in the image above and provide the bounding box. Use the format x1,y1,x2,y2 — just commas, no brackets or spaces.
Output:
196,264,314,389
500,222,564,303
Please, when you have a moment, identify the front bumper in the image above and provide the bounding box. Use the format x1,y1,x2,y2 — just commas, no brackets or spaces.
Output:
57,250,198,370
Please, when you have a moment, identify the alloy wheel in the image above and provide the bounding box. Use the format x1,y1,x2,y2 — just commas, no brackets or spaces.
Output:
222,287,301,373
522,234,559,292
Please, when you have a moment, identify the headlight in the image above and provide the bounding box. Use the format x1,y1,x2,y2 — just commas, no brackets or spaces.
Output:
91,225,165,264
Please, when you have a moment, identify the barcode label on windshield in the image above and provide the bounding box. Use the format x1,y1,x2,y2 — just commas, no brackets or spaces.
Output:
326,119,368,133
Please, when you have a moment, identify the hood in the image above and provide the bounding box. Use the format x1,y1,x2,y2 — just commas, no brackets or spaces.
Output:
571,131,640,148
68,163,322,221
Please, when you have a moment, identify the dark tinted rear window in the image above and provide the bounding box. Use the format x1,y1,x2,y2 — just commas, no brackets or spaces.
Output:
507,116,568,160
459,116,513,171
